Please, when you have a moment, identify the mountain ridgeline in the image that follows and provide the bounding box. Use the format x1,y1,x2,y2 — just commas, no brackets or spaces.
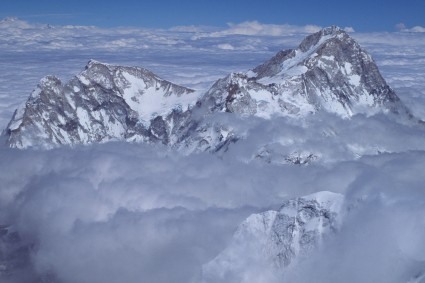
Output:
4,26,411,150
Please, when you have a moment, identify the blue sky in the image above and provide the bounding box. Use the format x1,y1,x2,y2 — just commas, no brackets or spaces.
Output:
0,0,424,31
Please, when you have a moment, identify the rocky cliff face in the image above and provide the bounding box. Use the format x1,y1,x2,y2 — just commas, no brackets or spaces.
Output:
3,27,411,149
202,191,344,282
6,60,198,149
201,26,409,119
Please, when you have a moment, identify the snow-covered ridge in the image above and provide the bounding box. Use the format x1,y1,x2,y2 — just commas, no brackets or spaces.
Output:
79,60,199,125
203,25,409,119
3,26,412,149
202,191,344,282
5,60,198,148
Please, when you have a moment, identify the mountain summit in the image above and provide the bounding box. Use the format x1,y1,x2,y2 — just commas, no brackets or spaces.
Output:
6,60,198,148
3,27,411,149
202,26,409,118
202,191,344,282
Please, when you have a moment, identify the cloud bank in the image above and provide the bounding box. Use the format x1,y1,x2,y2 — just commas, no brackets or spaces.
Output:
0,17,425,283
208,21,322,37
2,136,425,282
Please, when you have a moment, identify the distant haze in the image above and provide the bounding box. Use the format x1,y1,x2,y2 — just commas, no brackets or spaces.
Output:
0,0,424,31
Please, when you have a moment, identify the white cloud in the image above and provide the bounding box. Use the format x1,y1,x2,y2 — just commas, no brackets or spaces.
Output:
207,21,322,37
0,17,34,29
217,43,235,50
1,17,425,283
1,128,425,282
344,26,355,33
406,26,425,33
396,23,425,33
169,25,219,33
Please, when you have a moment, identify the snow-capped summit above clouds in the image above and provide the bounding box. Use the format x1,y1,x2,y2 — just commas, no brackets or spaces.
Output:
3,26,413,149
202,26,410,118
5,60,199,148
2,17,425,283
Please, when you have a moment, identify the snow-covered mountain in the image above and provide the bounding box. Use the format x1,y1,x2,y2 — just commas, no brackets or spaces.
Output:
6,60,199,148
201,26,410,119
202,191,344,283
2,17,425,283
3,26,411,150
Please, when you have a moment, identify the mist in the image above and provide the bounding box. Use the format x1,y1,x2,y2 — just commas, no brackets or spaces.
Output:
1,18,425,283
1,126,425,282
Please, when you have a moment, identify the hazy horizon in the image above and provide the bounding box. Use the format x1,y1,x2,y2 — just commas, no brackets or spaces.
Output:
1,10,425,283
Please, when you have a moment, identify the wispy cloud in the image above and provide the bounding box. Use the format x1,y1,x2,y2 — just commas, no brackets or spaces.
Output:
205,21,322,37
396,22,425,33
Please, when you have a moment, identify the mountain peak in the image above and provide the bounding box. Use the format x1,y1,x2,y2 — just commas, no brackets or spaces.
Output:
298,25,347,52
3,27,411,149
321,25,344,35
86,59,104,68
5,62,198,149
252,26,354,81
206,25,409,119
202,191,344,280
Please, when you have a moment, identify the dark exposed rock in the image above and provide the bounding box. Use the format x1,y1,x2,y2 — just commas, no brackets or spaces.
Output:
5,60,197,149
201,26,410,119
202,192,344,279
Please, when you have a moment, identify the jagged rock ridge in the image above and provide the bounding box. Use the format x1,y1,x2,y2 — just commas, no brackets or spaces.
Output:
6,60,199,148
202,191,344,282
201,26,409,118
3,26,411,149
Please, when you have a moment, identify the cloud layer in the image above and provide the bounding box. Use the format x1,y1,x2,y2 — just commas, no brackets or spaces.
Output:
2,137,425,282
1,18,425,283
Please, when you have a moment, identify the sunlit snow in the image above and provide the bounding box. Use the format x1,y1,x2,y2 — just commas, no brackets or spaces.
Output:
1,18,425,283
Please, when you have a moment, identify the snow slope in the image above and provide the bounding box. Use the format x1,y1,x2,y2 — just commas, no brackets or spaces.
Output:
202,191,344,283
